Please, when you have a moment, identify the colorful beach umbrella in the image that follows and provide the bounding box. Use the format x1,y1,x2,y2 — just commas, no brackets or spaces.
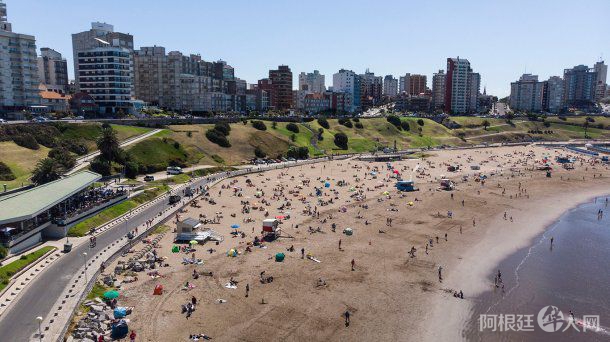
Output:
231,224,240,229
189,240,198,245
103,290,120,300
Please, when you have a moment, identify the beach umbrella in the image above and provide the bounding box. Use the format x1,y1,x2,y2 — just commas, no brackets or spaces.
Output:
275,215,285,219
231,224,240,229
189,240,198,245
103,290,120,300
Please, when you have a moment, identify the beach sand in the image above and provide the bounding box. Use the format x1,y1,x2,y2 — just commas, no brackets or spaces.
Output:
95,145,610,341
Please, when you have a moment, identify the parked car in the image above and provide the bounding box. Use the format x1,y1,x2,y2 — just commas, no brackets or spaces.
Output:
143,175,155,182
166,166,183,175
0,119,6,124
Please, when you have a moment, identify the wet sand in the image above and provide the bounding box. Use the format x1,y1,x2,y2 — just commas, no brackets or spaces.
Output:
95,145,610,341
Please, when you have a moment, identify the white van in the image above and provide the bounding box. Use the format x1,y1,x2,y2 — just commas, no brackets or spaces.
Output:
166,166,183,175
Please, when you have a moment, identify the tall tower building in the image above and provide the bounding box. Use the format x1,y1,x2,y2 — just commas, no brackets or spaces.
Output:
0,0,40,109
563,64,597,108
72,22,134,115
409,74,427,95
269,65,293,110
543,76,565,113
432,70,446,110
383,75,398,97
37,48,69,93
445,57,479,114
593,60,607,101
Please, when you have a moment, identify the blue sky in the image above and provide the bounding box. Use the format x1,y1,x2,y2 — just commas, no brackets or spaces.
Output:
6,0,609,97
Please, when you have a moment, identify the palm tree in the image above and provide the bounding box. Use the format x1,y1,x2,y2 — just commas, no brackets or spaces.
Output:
97,126,120,162
31,158,65,185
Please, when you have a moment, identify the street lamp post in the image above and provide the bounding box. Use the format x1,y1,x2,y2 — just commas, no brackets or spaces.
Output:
36,316,43,341
82,252,88,284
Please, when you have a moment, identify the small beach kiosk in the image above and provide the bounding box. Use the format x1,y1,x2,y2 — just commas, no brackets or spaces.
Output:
175,217,223,243
262,219,280,240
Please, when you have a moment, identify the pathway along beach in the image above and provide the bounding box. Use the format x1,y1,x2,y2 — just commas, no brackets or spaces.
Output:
75,145,610,341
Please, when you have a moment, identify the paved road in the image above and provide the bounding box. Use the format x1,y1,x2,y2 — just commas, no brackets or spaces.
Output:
0,159,331,341
0,176,211,341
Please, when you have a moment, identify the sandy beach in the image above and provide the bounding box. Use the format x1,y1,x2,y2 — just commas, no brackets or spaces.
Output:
88,145,610,342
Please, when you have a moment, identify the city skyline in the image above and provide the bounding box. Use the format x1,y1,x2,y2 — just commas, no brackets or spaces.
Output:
5,0,609,97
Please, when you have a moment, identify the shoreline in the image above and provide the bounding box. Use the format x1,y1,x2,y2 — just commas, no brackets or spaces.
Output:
420,187,610,341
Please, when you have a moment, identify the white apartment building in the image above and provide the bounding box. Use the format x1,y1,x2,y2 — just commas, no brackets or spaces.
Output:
0,0,40,109
509,74,544,112
383,75,398,97
37,47,69,93
545,76,564,113
298,70,325,93
72,22,134,115
332,69,361,113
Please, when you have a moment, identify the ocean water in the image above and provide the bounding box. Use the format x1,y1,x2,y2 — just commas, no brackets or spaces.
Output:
464,196,610,342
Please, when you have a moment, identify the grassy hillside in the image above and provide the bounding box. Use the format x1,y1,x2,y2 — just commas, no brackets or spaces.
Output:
0,123,154,191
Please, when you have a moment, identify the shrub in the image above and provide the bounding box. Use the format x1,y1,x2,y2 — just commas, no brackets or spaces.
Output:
251,120,267,131
13,133,39,150
124,161,139,179
286,122,300,133
317,117,330,129
272,121,277,129
211,154,225,164
286,146,309,159
0,245,8,259
291,134,296,142
205,129,231,147
60,139,88,155
187,131,193,138
0,162,16,181
254,146,266,158
401,121,410,131
214,122,231,136
338,118,353,128
543,121,551,128
354,122,364,129
173,141,181,149
352,118,360,122
386,115,402,129
334,132,348,149
303,117,314,122
417,119,425,126
90,156,112,176
317,128,324,141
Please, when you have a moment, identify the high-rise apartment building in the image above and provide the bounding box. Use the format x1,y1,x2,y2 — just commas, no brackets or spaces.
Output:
509,74,544,112
268,65,293,110
383,75,398,97
468,72,481,113
432,70,446,110
134,47,244,113
37,48,69,93
409,74,427,95
399,74,410,94
543,76,565,113
360,70,382,107
72,22,134,115
332,69,361,113
563,65,597,108
0,0,40,109
298,70,325,93
593,60,607,102
445,57,479,114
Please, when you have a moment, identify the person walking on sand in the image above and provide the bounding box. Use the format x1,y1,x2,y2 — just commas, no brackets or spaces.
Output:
550,237,554,247
438,266,443,282
445,233,448,241
129,330,136,342
245,283,250,297
344,310,351,326
301,248,305,259
351,259,355,271
339,239,342,250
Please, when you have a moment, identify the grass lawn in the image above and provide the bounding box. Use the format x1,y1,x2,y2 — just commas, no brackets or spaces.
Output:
68,185,170,237
0,246,56,291
128,137,189,172
151,224,170,235
0,141,50,191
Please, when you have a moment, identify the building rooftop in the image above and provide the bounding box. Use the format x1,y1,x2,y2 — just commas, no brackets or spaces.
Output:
0,171,102,224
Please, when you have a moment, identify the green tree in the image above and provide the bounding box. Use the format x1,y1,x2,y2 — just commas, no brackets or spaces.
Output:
334,132,348,149
48,147,76,169
31,158,64,185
